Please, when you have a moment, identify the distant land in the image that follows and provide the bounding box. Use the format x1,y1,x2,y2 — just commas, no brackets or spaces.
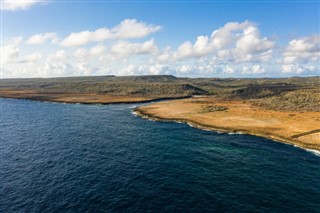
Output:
1,75,319,151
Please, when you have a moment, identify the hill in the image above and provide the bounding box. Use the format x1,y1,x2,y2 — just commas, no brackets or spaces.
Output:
1,75,319,110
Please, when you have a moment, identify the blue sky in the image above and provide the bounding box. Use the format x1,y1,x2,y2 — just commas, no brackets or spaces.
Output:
2,0,320,78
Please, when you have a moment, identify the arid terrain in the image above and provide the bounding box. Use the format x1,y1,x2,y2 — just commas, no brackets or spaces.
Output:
1,75,319,151
135,97,320,151
0,90,183,104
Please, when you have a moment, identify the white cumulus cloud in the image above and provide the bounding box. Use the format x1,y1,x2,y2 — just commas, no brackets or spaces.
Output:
48,50,67,61
27,32,58,45
73,45,106,60
168,21,274,63
2,36,23,64
60,19,162,47
16,52,42,63
1,0,47,11
282,35,320,64
107,39,158,60
2,19,319,78
281,35,319,74
241,64,266,74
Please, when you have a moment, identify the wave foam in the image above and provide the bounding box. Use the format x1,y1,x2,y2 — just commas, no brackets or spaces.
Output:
187,123,195,128
174,121,183,124
306,149,320,157
228,132,244,135
130,111,138,116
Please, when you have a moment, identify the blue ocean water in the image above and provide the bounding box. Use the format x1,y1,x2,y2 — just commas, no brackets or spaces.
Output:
0,98,319,212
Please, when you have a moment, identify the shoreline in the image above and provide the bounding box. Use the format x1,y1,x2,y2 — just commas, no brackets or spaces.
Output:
2,92,319,153
134,107,320,153
0,91,191,105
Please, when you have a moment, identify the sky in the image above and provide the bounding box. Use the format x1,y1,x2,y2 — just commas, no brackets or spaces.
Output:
1,0,319,78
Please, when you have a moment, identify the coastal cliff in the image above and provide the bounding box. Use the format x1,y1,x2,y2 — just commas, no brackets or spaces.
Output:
135,97,320,152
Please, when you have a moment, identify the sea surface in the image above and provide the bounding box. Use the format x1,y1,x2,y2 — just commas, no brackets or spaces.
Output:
1,98,320,212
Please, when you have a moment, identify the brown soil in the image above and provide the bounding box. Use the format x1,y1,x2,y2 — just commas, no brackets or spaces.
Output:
0,90,159,104
136,97,320,151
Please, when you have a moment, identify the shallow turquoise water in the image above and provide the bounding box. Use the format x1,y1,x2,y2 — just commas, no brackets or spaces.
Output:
1,98,319,212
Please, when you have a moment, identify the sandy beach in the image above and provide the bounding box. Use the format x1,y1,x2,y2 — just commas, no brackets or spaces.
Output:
135,97,320,151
